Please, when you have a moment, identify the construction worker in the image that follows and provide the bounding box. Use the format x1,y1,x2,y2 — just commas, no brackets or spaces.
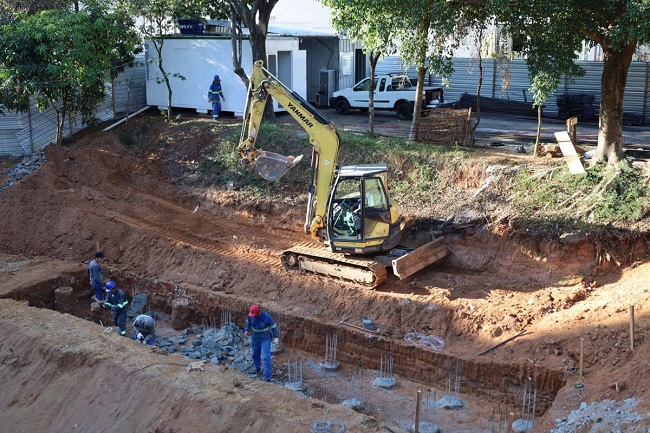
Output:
244,304,279,382
104,281,128,336
88,251,105,302
207,74,226,120
133,314,155,345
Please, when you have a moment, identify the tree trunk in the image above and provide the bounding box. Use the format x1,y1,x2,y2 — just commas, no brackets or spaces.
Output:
409,66,426,141
535,105,542,156
409,14,430,141
368,51,381,135
153,38,173,122
230,0,278,122
229,8,248,88
467,52,483,147
595,44,636,165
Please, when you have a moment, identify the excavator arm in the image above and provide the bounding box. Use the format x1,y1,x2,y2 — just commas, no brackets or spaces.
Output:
237,60,340,240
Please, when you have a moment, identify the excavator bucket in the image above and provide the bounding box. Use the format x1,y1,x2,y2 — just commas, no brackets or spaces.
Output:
255,150,303,182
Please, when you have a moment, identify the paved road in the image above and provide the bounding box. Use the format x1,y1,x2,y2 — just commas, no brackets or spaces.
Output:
311,107,650,150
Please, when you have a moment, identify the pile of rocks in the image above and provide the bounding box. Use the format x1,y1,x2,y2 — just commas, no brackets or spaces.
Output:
153,323,258,376
0,151,46,193
551,398,650,432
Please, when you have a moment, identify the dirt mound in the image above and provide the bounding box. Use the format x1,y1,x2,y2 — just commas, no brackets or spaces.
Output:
0,300,373,433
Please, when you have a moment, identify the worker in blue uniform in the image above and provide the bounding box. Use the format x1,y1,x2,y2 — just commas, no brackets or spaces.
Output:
244,304,279,382
103,281,129,336
207,75,226,120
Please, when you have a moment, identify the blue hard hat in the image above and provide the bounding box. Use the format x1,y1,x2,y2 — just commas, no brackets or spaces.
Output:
213,75,220,81
106,280,116,291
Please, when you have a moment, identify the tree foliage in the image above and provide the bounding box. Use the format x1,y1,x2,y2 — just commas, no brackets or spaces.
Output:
488,0,650,164
321,0,400,133
0,0,74,15
0,8,140,145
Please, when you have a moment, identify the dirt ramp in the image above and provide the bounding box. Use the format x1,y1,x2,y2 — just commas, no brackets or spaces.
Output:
0,300,376,433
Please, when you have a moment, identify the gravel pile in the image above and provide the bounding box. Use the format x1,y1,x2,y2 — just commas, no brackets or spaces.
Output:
551,398,650,433
0,151,46,193
153,323,259,376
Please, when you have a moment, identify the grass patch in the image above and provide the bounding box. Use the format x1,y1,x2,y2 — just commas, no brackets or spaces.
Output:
513,161,649,225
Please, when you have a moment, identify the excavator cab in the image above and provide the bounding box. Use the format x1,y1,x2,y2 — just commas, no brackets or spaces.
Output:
327,164,401,254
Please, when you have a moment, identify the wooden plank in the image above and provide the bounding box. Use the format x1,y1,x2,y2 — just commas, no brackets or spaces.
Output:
392,237,447,280
555,131,586,174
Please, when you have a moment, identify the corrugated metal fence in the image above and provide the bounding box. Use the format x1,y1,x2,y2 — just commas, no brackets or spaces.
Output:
376,56,649,123
0,59,147,157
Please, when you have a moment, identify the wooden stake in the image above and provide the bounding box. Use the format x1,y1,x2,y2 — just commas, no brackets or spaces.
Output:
414,389,421,433
630,305,635,352
376,409,381,431
579,337,584,381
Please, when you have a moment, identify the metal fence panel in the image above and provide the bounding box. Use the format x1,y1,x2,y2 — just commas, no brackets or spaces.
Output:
0,62,148,157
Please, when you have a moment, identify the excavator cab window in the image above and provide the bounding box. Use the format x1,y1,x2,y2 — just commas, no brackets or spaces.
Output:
330,178,362,239
329,175,391,240
361,177,391,240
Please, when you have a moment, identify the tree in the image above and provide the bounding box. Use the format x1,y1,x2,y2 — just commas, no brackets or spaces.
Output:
225,0,279,120
0,0,73,15
321,0,399,134
396,0,474,141
490,0,650,165
0,8,140,145
124,0,191,122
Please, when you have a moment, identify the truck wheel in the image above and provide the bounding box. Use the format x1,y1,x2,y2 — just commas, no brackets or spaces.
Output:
396,102,413,120
334,99,350,115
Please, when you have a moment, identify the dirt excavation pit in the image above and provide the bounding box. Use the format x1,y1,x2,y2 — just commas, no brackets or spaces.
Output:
2,116,650,433
3,267,570,433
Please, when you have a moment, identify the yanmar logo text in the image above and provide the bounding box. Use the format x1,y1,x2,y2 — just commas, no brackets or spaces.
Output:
287,102,314,128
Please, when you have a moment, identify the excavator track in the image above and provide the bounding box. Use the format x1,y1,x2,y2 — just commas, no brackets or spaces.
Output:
281,245,387,288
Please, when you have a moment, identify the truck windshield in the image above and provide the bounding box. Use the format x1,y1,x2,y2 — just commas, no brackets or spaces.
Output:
353,79,372,92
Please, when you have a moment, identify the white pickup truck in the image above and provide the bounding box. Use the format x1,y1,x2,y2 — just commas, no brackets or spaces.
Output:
329,75,444,120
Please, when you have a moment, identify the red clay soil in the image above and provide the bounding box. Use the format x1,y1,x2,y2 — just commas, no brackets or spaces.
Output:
0,114,649,433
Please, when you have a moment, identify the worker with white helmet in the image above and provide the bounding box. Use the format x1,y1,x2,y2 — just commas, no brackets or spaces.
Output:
133,314,156,345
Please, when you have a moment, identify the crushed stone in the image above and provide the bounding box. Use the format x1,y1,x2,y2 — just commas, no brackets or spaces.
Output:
551,398,650,433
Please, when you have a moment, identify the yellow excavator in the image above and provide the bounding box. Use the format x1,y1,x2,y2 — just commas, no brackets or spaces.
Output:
237,60,447,288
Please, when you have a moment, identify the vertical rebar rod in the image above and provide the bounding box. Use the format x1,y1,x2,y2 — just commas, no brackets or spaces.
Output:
532,385,537,425
455,363,461,397
325,334,330,361
325,334,338,364
433,389,437,421
414,389,422,433
630,305,635,352
287,359,292,382
579,337,584,381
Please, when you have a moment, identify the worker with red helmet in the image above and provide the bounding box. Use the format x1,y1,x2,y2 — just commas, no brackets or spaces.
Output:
244,304,279,382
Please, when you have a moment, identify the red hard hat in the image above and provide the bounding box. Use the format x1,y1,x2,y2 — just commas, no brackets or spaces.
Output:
248,304,260,317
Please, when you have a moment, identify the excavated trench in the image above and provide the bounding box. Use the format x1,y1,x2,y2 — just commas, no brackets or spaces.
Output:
5,269,567,427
